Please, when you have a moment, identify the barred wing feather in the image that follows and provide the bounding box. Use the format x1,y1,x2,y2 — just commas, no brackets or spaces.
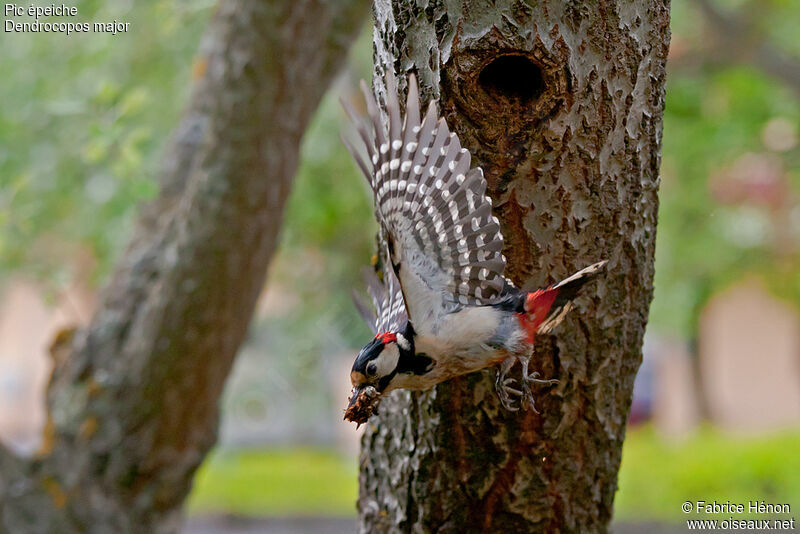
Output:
343,73,510,329
356,266,408,334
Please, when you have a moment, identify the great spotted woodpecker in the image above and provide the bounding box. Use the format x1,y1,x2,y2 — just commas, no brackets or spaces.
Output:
341,73,607,424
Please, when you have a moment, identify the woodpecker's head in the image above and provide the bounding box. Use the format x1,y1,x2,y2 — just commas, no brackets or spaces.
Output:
344,330,413,424
351,331,412,392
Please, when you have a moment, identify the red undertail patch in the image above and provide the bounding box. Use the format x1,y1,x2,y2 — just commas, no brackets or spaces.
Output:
517,288,559,344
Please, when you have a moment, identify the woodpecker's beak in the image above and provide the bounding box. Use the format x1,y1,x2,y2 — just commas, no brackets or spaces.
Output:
343,384,381,426
346,386,365,410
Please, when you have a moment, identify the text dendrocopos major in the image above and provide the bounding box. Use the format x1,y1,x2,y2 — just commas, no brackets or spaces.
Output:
341,72,607,424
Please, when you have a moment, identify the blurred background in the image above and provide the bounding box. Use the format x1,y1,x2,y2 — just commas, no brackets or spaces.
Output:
1,0,798,531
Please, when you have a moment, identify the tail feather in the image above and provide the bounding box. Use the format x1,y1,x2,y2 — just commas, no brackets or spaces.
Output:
525,260,607,336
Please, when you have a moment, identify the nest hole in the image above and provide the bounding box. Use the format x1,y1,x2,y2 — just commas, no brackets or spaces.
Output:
478,55,544,104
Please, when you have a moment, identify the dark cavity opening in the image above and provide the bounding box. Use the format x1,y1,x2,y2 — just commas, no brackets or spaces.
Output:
478,55,544,103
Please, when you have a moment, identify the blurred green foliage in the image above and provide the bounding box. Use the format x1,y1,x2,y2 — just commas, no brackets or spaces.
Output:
616,426,800,520
653,65,800,334
189,448,357,516
0,0,214,283
651,0,800,336
187,427,800,519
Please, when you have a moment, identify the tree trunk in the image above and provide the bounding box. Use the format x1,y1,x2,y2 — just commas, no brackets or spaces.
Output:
0,1,367,533
359,2,669,532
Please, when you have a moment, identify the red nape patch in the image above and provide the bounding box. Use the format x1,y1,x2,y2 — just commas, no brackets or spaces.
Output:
376,332,397,344
518,288,559,343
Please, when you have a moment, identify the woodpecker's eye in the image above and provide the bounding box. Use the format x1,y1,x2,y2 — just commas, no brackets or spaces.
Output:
366,362,378,376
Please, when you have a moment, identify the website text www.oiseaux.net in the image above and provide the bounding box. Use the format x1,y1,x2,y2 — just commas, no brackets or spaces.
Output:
683,501,794,531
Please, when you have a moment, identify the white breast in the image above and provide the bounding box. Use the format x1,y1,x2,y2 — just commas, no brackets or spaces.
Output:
430,306,502,348
408,306,507,387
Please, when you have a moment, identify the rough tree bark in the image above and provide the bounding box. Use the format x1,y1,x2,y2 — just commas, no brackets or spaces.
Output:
0,1,367,533
359,2,669,532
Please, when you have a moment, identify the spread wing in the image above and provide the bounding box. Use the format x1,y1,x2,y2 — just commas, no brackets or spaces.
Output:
354,265,409,334
342,72,510,332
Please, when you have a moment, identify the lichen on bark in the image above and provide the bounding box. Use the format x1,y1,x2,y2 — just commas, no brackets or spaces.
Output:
359,1,670,532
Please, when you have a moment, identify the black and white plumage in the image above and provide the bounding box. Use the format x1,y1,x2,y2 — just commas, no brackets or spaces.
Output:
342,73,509,317
342,73,607,424
354,265,408,335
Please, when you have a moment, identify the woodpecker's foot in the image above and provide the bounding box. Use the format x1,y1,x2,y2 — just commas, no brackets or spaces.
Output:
497,377,523,411
525,371,560,386
519,358,558,413
495,358,522,411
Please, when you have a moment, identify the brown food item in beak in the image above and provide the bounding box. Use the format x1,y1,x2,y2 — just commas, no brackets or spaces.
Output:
344,385,381,425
